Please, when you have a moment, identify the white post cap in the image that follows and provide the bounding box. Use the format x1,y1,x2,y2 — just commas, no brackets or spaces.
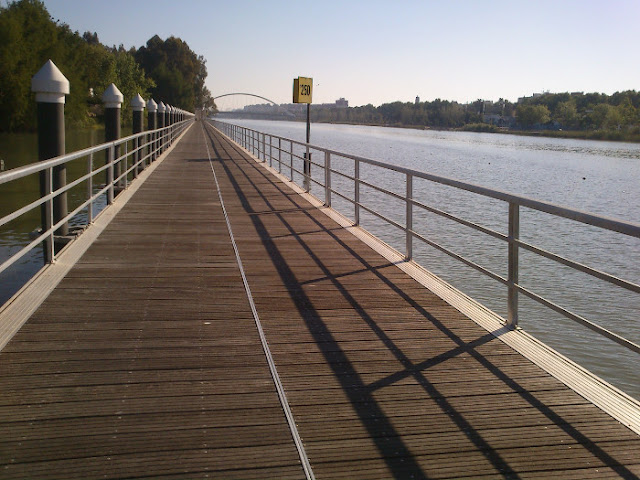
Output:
131,93,146,112
102,83,123,108
147,98,157,112
158,101,166,113
31,60,70,104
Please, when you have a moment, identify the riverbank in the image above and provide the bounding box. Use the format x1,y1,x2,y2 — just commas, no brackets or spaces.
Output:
318,120,640,144
505,128,640,143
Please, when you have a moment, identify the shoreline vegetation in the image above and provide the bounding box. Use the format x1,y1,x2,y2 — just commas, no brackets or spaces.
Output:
454,123,640,143
229,90,640,144
230,117,640,144
0,0,215,133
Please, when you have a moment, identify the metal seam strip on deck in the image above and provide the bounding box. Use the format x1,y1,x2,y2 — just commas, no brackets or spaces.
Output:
213,123,640,437
200,123,315,480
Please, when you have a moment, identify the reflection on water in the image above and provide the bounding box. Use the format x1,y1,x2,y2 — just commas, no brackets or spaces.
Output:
225,119,640,400
0,127,113,303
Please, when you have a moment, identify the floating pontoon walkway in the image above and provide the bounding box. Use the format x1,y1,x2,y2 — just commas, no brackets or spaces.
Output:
0,122,638,479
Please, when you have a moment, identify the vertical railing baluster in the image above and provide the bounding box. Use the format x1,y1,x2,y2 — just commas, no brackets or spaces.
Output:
406,173,413,260
278,138,282,173
45,167,54,263
123,141,128,189
355,159,360,225
325,152,331,207
107,145,114,205
290,141,294,181
508,202,520,327
269,136,273,168
87,152,93,224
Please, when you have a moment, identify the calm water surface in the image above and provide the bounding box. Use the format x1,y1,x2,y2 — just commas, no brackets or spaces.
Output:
0,128,112,304
224,119,640,399
1,120,639,398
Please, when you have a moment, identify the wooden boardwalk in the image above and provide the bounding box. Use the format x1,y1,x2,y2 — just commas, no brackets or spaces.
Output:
0,122,639,479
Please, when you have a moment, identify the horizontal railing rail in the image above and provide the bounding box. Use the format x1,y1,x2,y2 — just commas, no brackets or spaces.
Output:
0,119,193,279
211,119,640,355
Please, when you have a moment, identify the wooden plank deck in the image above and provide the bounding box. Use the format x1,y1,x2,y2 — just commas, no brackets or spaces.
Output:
0,122,638,479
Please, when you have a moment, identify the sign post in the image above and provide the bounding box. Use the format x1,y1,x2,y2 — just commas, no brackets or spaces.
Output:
293,77,313,191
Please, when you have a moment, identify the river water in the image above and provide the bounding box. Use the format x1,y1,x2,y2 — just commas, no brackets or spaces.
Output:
0,128,113,305
1,121,639,398
221,118,640,400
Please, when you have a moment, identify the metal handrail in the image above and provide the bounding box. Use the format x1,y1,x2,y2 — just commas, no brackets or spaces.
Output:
0,119,193,277
211,119,640,355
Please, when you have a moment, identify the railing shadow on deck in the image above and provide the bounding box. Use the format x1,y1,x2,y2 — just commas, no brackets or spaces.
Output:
202,125,637,479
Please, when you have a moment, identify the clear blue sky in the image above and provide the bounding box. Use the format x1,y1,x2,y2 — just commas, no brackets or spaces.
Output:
40,0,640,107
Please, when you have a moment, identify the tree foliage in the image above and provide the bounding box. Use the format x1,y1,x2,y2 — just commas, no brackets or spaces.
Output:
0,0,213,132
307,90,639,135
135,35,214,112
516,104,551,128
518,91,640,131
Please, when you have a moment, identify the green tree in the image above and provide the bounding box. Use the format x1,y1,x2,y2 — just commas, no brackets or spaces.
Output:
0,0,154,131
135,35,211,111
0,0,58,130
589,104,620,129
554,100,578,129
516,104,550,128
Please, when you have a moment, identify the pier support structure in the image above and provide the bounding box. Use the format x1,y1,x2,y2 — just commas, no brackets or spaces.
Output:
31,60,70,261
157,102,166,153
147,99,158,161
131,94,146,175
103,83,124,197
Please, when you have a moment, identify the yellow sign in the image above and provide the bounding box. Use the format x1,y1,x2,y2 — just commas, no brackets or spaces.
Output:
293,77,313,104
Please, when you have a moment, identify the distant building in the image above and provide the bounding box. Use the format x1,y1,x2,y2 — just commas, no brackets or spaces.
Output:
415,96,420,105
335,98,348,108
483,113,516,127
518,91,550,103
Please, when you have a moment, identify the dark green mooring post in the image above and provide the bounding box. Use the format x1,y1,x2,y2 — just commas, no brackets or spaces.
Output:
103,83,123,194
157,102,166,153
147,98,158,161
131,93,145,175
166,105,173,145
31,60,70,262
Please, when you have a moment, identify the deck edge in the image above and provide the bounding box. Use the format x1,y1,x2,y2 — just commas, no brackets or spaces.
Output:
0,122,194,351
233,139,640,437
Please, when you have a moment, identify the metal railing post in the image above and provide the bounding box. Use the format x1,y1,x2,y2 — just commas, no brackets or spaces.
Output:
123,141,128,190
107,145,114,205
290,141,294,181
87,152,93,224
269,136,273,168
45,167,54,263
355,159,360,225
278,138,282,173
508,202,520,327
262,133,266,162
325,151,331,207
406,173,413,260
